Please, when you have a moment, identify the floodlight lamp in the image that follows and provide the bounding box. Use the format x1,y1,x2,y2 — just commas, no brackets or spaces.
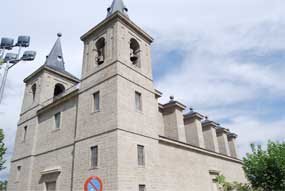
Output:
16,36,30,47
4,53,18,64
0,38,14,50
21,51,36,61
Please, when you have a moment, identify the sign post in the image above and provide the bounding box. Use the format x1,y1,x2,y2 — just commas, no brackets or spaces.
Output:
84,176,103,191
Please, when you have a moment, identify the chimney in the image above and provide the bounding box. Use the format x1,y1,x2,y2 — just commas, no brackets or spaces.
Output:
160,96,186,142
227,133,238,158
184,108,205,148
202,118,219,152
216,127,231,156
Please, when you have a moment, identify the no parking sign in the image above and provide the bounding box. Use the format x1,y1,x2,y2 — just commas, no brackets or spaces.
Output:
84,176,103,191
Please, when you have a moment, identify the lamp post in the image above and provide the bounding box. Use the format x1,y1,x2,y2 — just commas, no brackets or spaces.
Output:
0,35,36,104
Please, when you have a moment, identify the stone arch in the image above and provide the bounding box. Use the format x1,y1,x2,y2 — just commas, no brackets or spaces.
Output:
54,83,65,97
130,38,140,66
95,37,106,65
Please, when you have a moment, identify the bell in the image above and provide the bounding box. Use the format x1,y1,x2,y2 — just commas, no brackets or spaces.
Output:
130,52,138,62
97,55,104,65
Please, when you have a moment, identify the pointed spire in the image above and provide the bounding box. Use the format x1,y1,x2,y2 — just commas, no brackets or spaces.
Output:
107,0,128,17
45,33,65,71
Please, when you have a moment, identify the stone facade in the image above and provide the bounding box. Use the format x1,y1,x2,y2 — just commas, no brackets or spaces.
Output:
8,2,247,191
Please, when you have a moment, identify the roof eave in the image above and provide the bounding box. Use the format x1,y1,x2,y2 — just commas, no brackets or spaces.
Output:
80,11,153,43
24,65,80,84
184,112,204,121
202,120,219,129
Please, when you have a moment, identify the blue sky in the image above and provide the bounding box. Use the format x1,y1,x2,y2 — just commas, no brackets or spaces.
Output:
0,0,285,180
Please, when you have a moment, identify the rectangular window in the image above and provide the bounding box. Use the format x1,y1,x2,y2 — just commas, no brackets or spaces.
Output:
93,92,100,112
209,170,220,191
23,126,27,142
16,166,21,182
135,91,142,111
46,181,56,191
91,146,98,168
137,145,145,166
54,112,61,129
212,179,219,191
139,184,146,191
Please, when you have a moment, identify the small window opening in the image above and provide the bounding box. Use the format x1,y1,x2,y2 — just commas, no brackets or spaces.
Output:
130,39,140,66
54,83,65,97
16,166,21,182
123,8,128,13
137,145,145,166
139,185,146,191
31,84,36,101
210,170,220,191
135,91,142,111
23,126,27,142
46,181,56,191
91,146,98,168
95,38,105,65
93,92,100,112
54,112,61,129
57,55,63,62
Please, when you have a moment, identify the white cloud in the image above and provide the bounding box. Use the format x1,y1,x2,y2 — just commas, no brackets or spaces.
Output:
158,52,285,105
150,0,285,159
229,116,285,157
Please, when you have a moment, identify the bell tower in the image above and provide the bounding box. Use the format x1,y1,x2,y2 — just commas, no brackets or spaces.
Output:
77,0,159,138
80,0,154,82
21,33,79,113
73,1,160,190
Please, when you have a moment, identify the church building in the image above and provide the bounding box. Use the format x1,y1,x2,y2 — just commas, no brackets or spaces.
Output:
8,0,246,190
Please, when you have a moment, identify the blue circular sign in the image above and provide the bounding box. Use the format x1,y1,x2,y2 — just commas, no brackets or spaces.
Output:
84,176,103,191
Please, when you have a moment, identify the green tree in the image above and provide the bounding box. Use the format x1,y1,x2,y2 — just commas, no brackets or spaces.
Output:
0,57,4,65
214,175,256,191
243,141,285,191
0,129,6,171
0,180,7,191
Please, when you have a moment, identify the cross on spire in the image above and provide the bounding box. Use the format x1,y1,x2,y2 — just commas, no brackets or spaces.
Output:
107,0,128,17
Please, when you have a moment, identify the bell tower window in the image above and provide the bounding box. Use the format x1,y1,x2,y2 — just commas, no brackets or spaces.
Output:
130,38,140,67
95,38,105,65
54,83,65,97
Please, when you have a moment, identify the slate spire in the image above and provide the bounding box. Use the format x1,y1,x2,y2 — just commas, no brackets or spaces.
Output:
44,33,65,71
107,0,128,17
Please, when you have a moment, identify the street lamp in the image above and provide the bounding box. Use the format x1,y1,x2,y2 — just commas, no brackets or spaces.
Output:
0,35,36,104
4,53,18,64
22,51,36,61
0,38,14,60
16,36,30,48
0,38,14,50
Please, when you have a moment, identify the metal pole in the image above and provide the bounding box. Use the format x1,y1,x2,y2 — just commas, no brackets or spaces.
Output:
0,61,9,104
16,46,22,59
0,49,5,59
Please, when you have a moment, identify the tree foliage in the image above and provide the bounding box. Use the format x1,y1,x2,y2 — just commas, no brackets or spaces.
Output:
0,129,6,171
216,141,285,191
243,141,285,191
214,175,257,191
0,180,7,191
